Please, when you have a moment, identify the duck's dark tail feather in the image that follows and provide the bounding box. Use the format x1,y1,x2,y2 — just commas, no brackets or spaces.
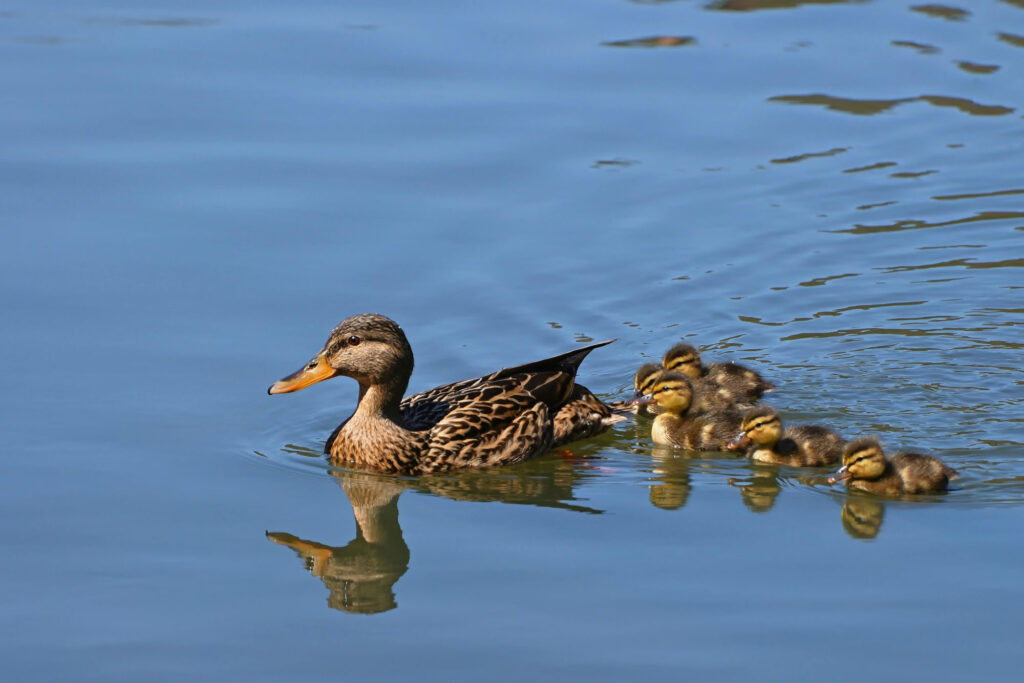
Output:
496,339,616,380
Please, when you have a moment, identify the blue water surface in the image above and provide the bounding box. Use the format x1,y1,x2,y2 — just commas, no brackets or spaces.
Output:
2,1,1023,680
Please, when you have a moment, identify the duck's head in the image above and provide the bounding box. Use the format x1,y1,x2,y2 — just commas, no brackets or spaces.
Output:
633,362,662,399
268,314,414,394
662,343,702,379
728,405,782,450
633,370,693,415
829,437,886,483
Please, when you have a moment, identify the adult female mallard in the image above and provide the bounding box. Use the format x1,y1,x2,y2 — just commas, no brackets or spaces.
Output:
268,314,625,474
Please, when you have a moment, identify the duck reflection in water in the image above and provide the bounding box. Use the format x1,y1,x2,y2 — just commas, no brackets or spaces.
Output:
840,496,886,540
267,470,408,614
267,454,604,614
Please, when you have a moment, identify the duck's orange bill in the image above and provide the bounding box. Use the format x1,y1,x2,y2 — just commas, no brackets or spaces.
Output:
268,353,337,395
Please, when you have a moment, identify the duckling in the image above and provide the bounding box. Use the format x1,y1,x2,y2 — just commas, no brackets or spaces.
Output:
662,342,773,408
640,360,727,415
268,314,626,474
728,405,844,467
606,362,662,416
636,370,742,451
829,437,959,495
633,362,663,416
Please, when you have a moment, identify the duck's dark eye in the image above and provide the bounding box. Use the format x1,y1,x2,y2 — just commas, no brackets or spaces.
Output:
347,335,361,346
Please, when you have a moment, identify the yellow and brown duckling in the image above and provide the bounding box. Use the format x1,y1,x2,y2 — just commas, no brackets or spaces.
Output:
828,437,959,495
634,370,742,451
268,314,626,474
632,362,663,416
727,405,844,467
662,342,773,409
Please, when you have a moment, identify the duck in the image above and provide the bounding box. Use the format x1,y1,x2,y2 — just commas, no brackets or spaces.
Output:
662,342,773,409
268,314,626,474
727,405,844,467
631,362,663,416
606,362,662,415
634,370,742,451
828,437,959,495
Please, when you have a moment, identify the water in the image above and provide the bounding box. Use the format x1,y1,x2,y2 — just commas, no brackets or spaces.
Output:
2,0,1023,680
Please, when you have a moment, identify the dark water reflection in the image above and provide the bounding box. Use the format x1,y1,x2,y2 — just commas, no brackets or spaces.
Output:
771,93,1015,117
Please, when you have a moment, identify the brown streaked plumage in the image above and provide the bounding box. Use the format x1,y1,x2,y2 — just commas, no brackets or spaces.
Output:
729,405,844,467
662,342,773,409
829,437,959,495
639,370,742,451
268,314,625,474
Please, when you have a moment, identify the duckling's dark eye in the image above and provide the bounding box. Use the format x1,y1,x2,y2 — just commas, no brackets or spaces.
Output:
347,335,361,346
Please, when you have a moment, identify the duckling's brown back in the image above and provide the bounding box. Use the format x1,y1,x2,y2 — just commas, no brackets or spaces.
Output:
785,425,845,466
890,452,956,494
689,408,743,451
705,362,773,404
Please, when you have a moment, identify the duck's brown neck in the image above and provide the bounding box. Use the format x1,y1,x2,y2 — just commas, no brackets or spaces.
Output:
353,375,408,424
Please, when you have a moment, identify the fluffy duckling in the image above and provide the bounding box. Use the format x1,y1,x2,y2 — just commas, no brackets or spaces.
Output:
606,362,662,416
728,405,844,467
829,437,959,495
662,342,773,408
636,370,742,451
633,362,663,416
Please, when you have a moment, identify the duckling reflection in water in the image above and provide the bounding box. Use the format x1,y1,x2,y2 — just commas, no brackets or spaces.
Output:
728,466,784,513
647,445,695,510
634,370,742,451
841,497,886,540
267,472,409,614
662,342,773,410
829,437,959,496
728,405,844,467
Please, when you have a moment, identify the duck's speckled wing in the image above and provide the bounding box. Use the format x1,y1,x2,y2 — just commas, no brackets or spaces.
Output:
398,339,615,432
417,373,574,472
